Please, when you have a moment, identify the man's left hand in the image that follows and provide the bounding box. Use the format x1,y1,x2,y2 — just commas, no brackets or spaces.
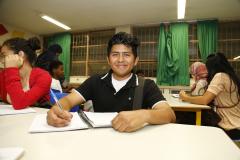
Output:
112,110,149,132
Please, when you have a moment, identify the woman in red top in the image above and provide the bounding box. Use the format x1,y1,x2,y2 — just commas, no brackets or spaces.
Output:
0,37,51,109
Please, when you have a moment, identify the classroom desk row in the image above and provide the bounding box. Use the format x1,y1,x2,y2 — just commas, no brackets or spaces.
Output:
164,94,211,125
0,108,239,160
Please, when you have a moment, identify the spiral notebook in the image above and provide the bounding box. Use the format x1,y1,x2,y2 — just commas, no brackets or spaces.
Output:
29,111,118,133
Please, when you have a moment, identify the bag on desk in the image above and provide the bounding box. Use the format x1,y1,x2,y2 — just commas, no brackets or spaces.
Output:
202,108,221,127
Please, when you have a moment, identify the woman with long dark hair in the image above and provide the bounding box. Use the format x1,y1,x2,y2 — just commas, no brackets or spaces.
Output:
0,37,51,109
180,52,240,139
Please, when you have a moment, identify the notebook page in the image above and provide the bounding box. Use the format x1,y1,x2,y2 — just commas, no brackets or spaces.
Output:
29,112,89,133
84,112,118,128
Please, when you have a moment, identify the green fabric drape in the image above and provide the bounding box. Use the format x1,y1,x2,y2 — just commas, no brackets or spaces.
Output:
197,20,218,62
157,24,168,85
170,23,189,85
46,33,71,80
157,23,189,85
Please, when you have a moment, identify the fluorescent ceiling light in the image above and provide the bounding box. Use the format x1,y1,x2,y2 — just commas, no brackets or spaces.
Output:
41,15,71,30
233,56,240,60
178,0,186,19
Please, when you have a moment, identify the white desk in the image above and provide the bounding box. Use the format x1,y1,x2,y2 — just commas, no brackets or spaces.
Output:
0,108,239,160
164,94,211,125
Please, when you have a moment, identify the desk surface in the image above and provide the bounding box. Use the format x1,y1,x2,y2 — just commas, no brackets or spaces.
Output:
159,85,191,90
164,94,211,109
0,108,239,160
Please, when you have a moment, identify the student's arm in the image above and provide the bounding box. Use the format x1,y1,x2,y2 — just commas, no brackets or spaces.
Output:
4,68,51,109
47,90,85,127
179,90,216,105
112,102,176,132
145,102,176,124
112,79,176,132
180,73,226,105
47,76,96,127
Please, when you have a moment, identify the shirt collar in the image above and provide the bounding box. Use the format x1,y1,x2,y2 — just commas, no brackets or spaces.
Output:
101,70,139,89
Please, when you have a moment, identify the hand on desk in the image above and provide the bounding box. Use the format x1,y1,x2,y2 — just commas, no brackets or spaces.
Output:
112,110,148,132
47,105,73,127
179,90,188,101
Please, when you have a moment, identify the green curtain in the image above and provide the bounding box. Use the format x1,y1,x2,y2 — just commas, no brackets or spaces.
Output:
170,23,189,85
197,20,218,62
46,33,71,80
157,23,189,85
157,24,168,85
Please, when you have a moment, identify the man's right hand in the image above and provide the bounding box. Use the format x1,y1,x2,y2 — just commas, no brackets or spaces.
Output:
47,105,73,127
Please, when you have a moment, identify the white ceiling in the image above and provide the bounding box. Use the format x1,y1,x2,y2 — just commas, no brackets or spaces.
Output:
0,0,240,35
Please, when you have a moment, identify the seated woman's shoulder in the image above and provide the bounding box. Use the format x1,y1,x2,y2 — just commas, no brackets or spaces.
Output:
214,72,229,79
32,67,51,78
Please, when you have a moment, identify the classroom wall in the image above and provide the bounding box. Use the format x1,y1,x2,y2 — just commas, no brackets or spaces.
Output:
115,25,132,34
0,23,41,46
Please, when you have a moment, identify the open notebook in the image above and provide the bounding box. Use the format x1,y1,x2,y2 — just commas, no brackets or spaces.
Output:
0,147,24,160
29,111,118,133
80,111,118,128
0,105,36,116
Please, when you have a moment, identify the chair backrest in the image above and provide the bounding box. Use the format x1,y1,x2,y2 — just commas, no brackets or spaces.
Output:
49,91,80,112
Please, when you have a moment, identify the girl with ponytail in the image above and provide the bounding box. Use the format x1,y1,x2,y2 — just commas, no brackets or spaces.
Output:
0,37,51,109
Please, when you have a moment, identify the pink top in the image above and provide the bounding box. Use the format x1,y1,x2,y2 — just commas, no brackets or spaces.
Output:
207,73,240,130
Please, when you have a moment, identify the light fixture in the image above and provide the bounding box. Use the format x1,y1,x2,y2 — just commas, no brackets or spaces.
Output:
233,56,240,60
41,15,71,30
178,0,186,19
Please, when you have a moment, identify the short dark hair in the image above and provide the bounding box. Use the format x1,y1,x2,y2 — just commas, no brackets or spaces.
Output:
48,44,62,54
2,37,41,66
49,60,63,76
107,32,139,58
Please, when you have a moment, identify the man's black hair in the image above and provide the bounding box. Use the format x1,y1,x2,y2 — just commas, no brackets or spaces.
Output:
107,32,139,58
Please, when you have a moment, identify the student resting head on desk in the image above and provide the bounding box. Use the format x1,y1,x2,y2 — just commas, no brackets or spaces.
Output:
47,32,176,132
0,37,52,109
180,52,240,139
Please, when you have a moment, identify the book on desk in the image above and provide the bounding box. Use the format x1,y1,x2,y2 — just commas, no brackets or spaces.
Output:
29,111,118,133
0,104,36,116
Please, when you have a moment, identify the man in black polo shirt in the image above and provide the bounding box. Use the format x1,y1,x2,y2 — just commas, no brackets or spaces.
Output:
47,32,176,132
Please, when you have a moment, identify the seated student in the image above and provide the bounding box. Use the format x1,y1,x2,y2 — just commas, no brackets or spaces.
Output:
47,32,176,132
176,62,207,124
180,53,240,139
49,60,74,93
49,60,64,93
189,62,208,96
35,44,62,72
0,37,52,109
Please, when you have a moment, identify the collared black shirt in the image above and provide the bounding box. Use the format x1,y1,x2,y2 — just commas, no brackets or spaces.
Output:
76,71,165,112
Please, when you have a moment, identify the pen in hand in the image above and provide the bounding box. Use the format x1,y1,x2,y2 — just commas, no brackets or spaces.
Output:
50,89,63,110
